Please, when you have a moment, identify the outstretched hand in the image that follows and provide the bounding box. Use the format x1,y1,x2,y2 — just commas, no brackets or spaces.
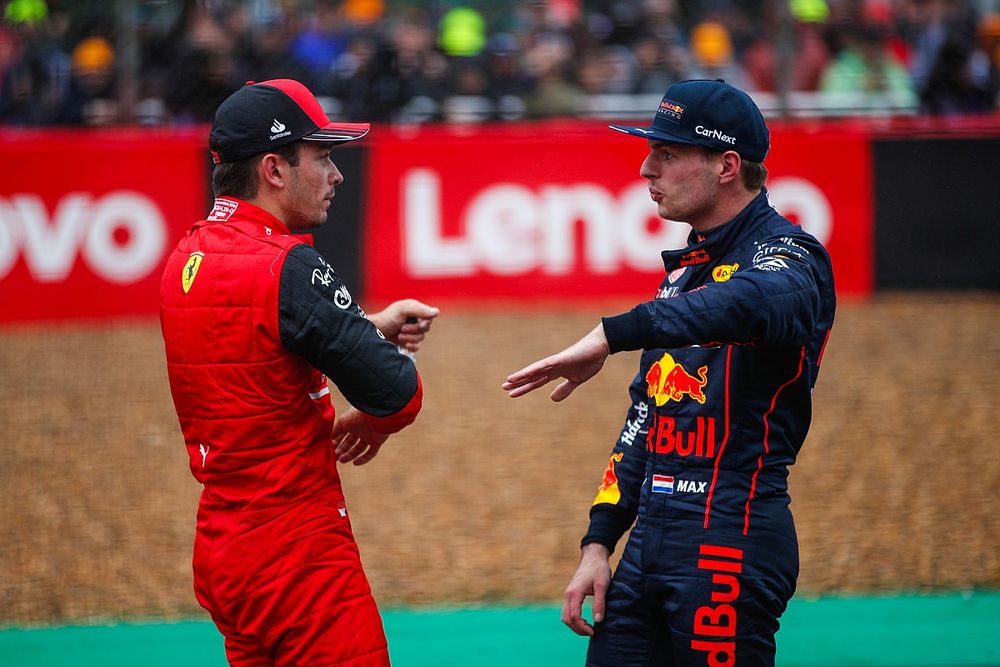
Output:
502,324,610,401
332,407,389,466
369,299,440,353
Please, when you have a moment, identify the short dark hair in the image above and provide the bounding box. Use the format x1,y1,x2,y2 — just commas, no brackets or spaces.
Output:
210,141,301,199
740,160,767,191
698,146,767,192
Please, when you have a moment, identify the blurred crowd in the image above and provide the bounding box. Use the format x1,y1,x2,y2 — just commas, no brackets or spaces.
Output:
1,0,999,127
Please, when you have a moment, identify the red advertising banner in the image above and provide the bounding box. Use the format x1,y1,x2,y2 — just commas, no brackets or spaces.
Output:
0,128,208,324
363,120,872,303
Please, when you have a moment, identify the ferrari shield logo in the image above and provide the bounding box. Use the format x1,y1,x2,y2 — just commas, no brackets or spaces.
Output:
181,252,204,294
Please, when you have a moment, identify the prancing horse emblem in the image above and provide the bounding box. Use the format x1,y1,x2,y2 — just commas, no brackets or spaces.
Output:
182,252,204,294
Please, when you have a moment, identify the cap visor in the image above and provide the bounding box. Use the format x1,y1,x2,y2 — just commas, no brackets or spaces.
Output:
304,122,371,144
609,124,700,147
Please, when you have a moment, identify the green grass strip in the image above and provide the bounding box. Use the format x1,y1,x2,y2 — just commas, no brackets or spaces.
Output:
0,591,996,666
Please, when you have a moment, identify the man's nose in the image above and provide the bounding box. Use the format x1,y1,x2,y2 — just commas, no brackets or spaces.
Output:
330,164,344,185
639,154,656,179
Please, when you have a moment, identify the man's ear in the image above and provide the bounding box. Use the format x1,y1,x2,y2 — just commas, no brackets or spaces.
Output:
718,150,741,184
259,153,286,189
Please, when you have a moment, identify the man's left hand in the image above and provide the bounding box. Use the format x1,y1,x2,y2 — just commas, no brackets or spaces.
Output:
332,407,390,466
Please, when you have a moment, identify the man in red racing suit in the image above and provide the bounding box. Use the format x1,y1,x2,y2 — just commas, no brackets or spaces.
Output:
160,79,438,667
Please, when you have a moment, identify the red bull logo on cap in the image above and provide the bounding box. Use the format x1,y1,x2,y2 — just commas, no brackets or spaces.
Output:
657,99,685,123
646,352,709,406
592,452,624,506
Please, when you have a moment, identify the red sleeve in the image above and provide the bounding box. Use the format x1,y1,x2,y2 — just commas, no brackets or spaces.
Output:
361,373,423,435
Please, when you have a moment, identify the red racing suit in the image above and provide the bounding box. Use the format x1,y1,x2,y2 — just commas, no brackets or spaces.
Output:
160,197,422,667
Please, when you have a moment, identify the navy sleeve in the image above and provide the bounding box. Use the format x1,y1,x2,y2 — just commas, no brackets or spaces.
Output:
278,244,419,419
581,368,652,553
603,237,826,353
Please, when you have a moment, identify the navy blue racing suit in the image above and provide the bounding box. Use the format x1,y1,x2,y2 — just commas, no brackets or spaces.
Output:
582,189,836,667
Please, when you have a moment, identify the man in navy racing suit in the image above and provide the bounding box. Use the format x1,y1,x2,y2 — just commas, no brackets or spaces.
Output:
503,79,836,666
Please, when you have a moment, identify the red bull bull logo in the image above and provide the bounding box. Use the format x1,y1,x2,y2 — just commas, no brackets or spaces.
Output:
646,352,709,406
592,452,624,506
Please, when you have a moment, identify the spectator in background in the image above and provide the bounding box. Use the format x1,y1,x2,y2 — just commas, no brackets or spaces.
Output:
902,0,997,113
53,35,117,125
688,20,748,89
979,14,1000,108
4,0,47,24
483,32,532,120
229,10,312,88
165,7,237,123
743,6,830,93
630,33,690,94
288,0,351,90
819,20,918,110
1,3,72,125
0,26,33,122
438,5,486,58
441,56,493,123
522,32,581,118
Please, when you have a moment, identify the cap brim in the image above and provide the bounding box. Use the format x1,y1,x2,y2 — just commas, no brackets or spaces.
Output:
304,122,371,144
609,124,700,147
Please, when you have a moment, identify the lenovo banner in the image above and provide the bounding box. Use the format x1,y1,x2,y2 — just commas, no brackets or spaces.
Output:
0,129,208,324
363,121,872,303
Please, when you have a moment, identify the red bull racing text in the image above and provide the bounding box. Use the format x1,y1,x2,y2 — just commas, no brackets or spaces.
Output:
646,415,717,458
691,543,744,667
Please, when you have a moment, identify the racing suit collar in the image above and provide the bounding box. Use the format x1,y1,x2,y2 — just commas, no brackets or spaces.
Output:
660,188,772,272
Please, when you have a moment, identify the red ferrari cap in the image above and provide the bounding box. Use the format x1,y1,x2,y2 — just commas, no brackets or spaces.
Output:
209,79,370,163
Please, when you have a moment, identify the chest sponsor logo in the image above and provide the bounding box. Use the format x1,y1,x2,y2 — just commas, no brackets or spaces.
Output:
656,285,681,299
691,544,744,666
646,352,708,406
679,248,710,267
181,252,203,293
668,266,687,284
647,415,717,459
592,452,624,506
619,402,649,446
754,256,789,271
310,258,354,309
312,266,334,287
712,263,738,282
333,284,352,309
751,238,810,272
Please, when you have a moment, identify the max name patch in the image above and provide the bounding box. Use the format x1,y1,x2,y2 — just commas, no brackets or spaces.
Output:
657,99,685,124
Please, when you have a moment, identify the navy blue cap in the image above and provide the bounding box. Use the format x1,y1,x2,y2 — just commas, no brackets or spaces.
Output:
610,79,769,162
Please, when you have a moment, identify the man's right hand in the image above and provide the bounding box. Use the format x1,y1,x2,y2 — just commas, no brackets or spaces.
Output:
503,324,610,402
562,542,612,637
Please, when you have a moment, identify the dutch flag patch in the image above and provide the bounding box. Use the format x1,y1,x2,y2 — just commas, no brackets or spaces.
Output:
652,474,675,494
